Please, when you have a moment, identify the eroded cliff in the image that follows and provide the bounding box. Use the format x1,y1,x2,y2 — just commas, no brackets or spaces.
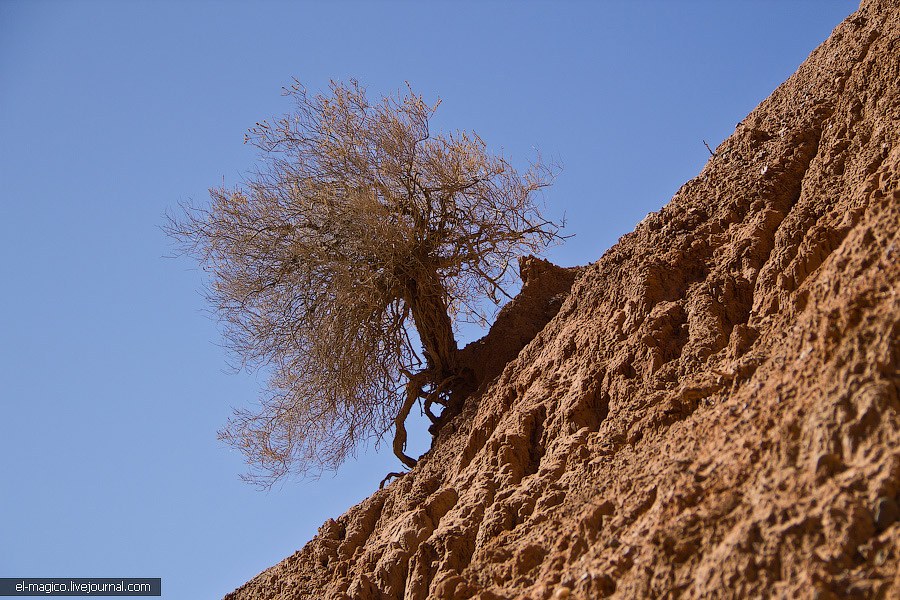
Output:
226,1,899,597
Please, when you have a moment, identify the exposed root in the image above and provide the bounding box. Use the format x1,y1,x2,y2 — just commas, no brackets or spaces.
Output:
379,471,406,489
393,372,428,469
423,396,441,424
392,372,468,469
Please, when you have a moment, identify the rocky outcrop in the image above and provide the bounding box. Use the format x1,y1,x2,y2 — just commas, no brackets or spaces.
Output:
226,1,899,598
458,256,584,392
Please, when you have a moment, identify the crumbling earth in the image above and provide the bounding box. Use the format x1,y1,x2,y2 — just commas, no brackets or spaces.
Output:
226,1,899,597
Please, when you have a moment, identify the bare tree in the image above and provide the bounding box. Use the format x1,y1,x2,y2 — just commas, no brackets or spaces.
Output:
169,80,562,486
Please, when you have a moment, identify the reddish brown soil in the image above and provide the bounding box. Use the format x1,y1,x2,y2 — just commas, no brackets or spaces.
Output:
226,1,899,598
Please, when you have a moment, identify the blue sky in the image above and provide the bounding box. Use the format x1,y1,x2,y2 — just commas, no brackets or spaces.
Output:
0,1,856,598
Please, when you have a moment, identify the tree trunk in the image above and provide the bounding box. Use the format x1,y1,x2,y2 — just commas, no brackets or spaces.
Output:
405,274,458,378
391,271,471,469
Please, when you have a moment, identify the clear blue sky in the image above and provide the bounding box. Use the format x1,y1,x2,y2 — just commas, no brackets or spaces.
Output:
0,1,856,598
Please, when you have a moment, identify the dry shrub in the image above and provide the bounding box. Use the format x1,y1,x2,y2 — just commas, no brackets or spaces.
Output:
168,80,562,485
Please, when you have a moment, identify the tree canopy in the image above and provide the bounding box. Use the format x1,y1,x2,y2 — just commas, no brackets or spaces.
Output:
169,80,562,485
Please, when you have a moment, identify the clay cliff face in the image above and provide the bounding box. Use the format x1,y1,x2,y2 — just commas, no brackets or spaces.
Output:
226,1,899,598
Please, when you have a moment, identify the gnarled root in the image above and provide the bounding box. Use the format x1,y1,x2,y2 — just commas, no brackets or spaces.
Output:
393,371,429,469
379,471,406,489
392,372,464,469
